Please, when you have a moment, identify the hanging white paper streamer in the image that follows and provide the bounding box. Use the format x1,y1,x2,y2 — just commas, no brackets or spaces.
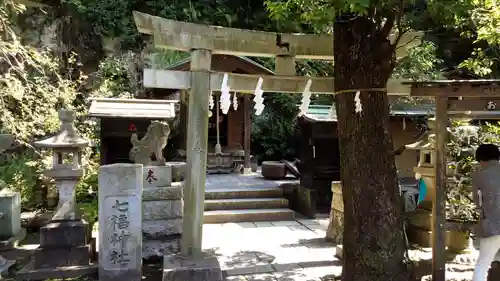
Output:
328,103,336,119
208,92,214,117
232,92,238,111
354,90,362,113
253,77,265,116
209,93,214,110
220,73,231,114
299,79,312,114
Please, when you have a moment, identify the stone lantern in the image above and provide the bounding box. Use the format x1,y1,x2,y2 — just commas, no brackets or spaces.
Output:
35,109,89,221
17,109,95,279
404,118,439,247
405,118,437,208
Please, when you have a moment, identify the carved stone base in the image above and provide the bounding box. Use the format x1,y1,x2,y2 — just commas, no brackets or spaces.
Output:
30,220,92,271
162,252,223,281
16,260,97,281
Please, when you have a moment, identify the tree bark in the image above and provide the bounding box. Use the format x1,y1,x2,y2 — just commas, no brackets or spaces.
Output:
334,16,409,281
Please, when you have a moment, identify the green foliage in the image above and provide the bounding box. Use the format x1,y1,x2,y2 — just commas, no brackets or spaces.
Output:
446,121,500,223
78,200,98,226
251,93,300,161
0,152,43,205
0,1,103,210
63,0,277,50
393,42,444,81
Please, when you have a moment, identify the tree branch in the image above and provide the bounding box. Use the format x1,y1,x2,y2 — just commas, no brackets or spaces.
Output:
380,13,394,39
393,0,407,47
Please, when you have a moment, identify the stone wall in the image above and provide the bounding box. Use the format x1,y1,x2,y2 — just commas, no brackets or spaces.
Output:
326,181,343,244
142,165,184,259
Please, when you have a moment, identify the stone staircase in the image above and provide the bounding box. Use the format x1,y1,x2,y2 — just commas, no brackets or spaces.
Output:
204,186,295,223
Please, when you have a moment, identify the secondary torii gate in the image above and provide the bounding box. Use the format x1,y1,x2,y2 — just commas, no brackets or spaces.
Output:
133,11,421,258
405,80,500,281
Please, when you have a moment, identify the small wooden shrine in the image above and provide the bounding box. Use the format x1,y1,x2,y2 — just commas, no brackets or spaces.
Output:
88,98,177,165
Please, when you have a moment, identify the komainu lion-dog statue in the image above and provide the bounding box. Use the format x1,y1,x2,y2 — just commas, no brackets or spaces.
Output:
129,121,170,166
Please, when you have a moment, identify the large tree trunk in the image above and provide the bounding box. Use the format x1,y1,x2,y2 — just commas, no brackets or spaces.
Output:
334,16,410,281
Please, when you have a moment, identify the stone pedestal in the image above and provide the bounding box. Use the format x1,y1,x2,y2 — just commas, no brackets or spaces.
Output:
326,182,343,244
34,220,90,268
168,162,186,182
142,165,184,260
17,217,96,280
162,252,223,281
0,189,25,251
17,175,96,279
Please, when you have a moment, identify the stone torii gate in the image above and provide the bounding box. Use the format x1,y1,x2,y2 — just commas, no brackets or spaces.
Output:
133,11,421,260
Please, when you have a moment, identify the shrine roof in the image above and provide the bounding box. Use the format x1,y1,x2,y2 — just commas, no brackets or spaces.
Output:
88,98,178,119
300,104,434,122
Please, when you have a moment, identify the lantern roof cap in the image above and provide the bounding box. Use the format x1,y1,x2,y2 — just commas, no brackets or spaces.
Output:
35,110,89,149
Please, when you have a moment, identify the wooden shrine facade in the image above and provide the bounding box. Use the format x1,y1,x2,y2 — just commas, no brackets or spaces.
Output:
154,55,274,153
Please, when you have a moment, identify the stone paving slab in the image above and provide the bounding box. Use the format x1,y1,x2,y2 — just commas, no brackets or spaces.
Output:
205,218,481,281
203,218,341,281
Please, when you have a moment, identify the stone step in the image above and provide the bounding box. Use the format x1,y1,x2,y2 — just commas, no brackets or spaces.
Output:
204,209,295,224
142,200,183,221
204,198,288,211
143,238,180,260
142,219,182,239
205,187,283,200
142,183,183,201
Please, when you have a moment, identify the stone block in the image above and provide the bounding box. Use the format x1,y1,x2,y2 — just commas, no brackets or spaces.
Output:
0,258,15,278
143,238,181,259
39,220,88,247
326,182,343,244
98,163,143,281
407,209,432,231
326,210,343,244
331,182,343,211
143,219,183,239
143,165,172,188
0,189,21,239
16,261,98,281
407,226,469,252
296,186,317,218
0,227,26,251
162,252,223,281
143,200,183,221
143,183,183,201
335,245,343,259
261,161,287,180
166,162,186,182
33,245,90,268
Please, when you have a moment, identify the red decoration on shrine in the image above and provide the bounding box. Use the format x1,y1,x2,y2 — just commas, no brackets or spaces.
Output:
128,123,137,132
